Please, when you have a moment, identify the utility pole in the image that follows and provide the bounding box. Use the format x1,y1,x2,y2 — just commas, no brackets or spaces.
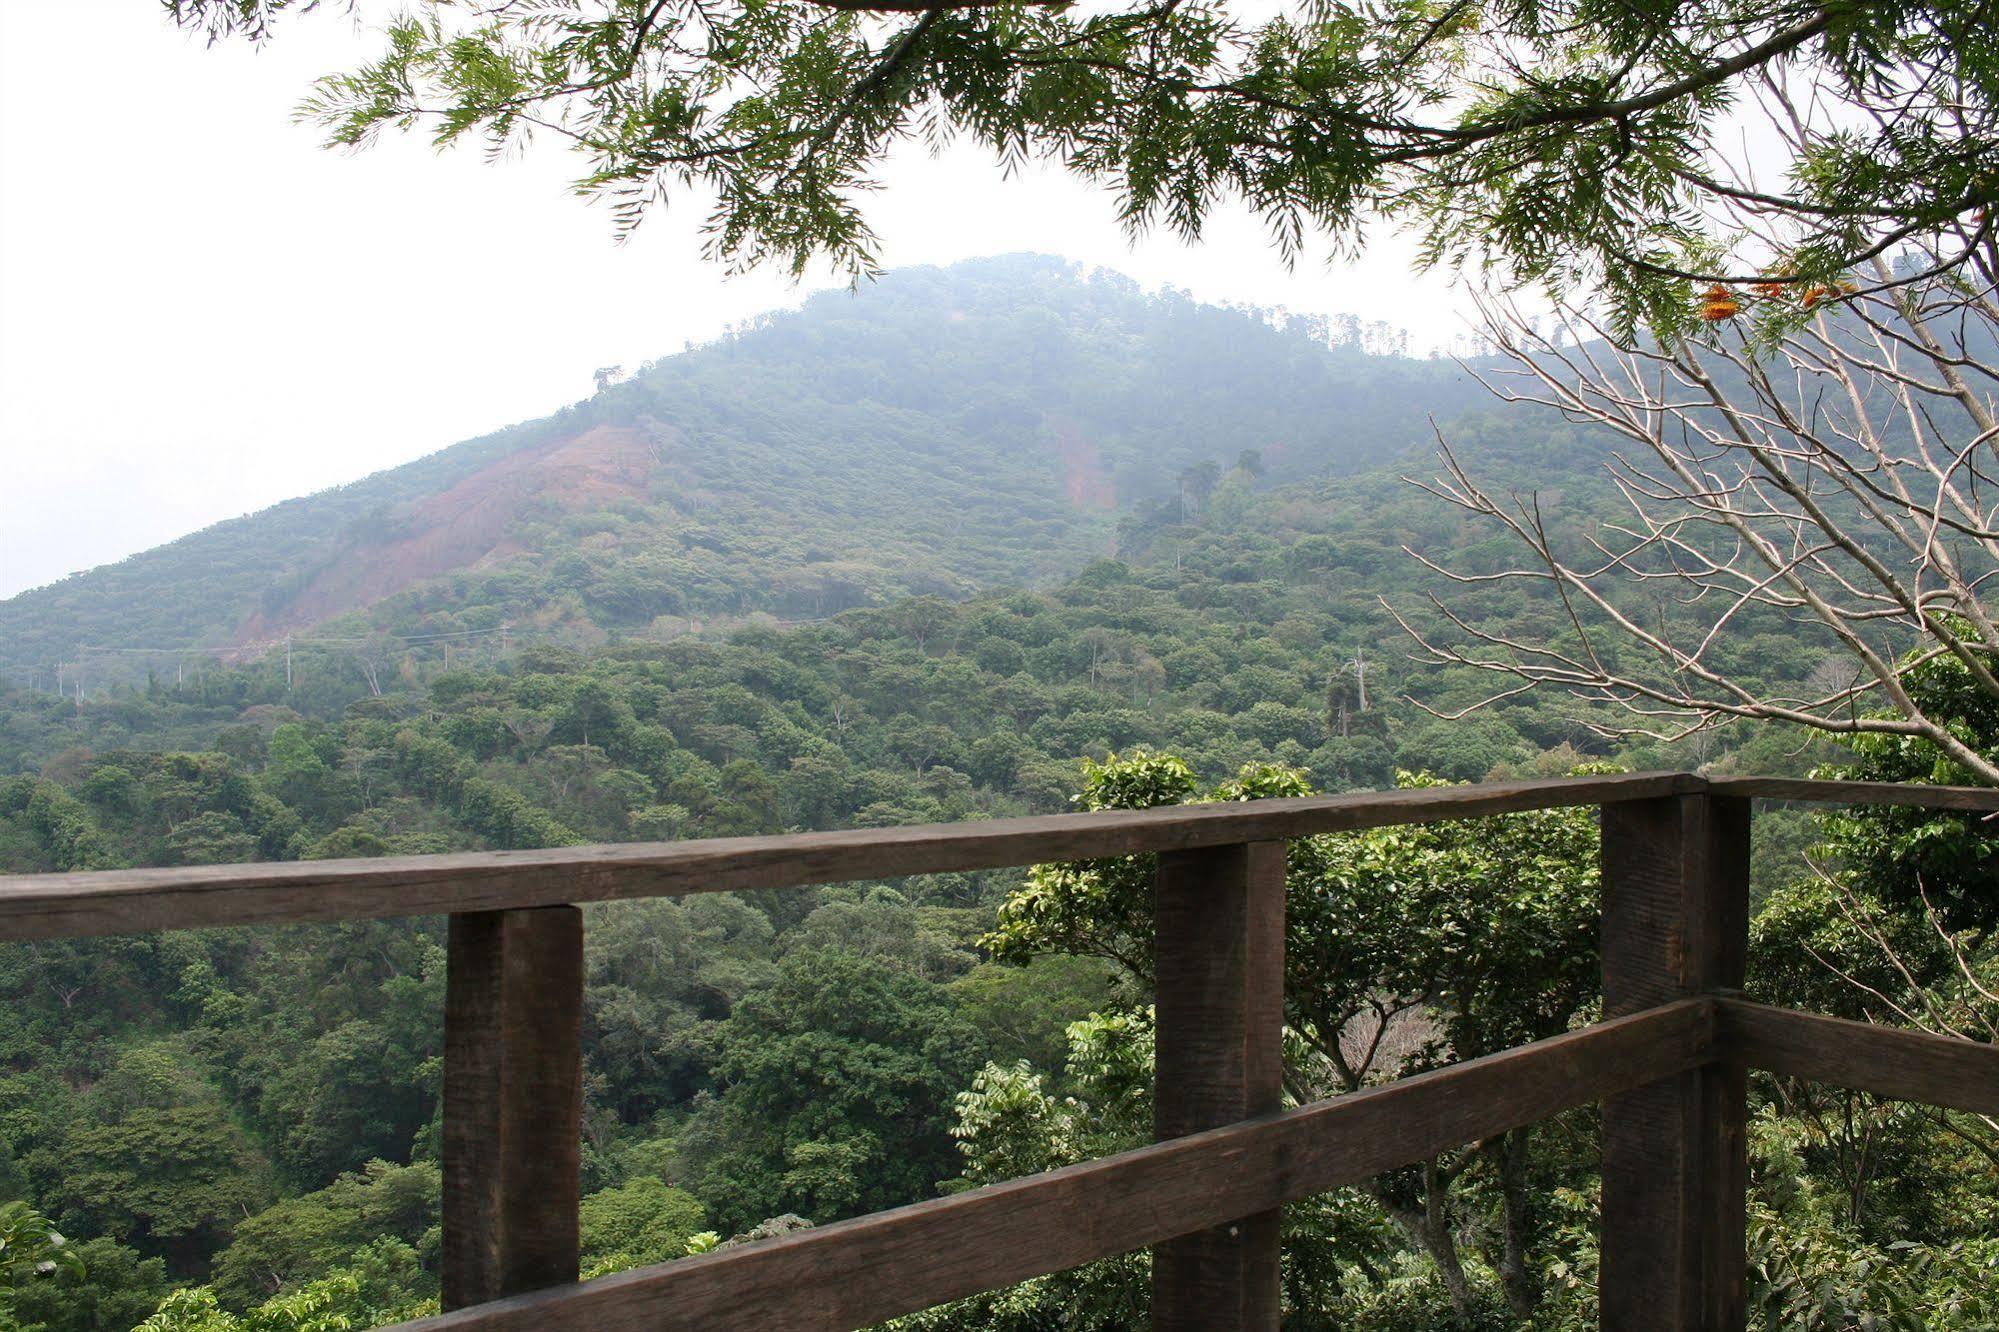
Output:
285,633,293,690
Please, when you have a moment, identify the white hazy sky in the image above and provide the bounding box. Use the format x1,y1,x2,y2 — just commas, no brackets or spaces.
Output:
0,2,1477,601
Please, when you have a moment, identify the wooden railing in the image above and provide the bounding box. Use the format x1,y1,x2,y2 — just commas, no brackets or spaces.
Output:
5,772,1999,1331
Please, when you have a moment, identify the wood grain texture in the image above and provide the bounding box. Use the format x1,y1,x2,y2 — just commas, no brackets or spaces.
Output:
443,909,584,1309
0,772,1702,941
392,1000,1716,1332
1152,842,1285,1331
1721,999,1999,1115
1599,795,1750,1332
1707,777,1999,811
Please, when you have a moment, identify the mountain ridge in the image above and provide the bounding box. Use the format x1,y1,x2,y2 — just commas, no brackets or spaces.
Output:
0,254,1485,681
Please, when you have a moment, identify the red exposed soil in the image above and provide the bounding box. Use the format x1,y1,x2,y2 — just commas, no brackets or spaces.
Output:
1047,415,1118,509
237,424,663,642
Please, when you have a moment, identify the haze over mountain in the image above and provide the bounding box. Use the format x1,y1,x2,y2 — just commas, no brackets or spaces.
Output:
0,256,1484,683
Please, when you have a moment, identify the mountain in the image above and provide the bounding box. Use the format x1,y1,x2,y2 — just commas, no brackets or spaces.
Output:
0,257,1923,1332
0,255,1484,685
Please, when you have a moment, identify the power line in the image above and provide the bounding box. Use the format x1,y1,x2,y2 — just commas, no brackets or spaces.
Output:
65,622,523,657
26,622,544,699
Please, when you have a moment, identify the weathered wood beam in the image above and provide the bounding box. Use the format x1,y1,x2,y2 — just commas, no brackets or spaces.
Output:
0,772,1704,940
1720,999,1999,1116
1152,842,1285,1330
443,908,585,1309
1599,794,1751,1332
395,999,1715,1332
1707,776,1999,811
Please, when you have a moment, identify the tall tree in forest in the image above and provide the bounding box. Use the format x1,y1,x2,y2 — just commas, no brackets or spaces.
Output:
983,753,1603,1317
1398,231,1999,788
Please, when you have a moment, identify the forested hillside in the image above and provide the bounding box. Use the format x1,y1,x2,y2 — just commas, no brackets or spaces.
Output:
5,259,1980,1332
0,452,1856,1331
2,466,1733,871
0,255,1481,685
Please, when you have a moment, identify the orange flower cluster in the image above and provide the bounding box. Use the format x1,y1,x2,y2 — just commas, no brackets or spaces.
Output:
1800,281,1856,311
1699,284,1741,322
1697,276,1858,321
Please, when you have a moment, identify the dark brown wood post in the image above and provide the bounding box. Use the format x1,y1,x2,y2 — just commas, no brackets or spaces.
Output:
442,906,585,1310
1599,793,1750,1331
1152,840,1285,1332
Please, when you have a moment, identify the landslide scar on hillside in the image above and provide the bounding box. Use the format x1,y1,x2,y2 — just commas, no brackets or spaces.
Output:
237,424,664,641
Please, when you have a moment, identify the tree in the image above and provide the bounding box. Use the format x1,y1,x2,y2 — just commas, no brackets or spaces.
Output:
168,0,1994,319
8,1235,172,1332
888,597,956,654
682,946,984,1231
1398,236,1999,787
165,811,261,867
983,753,1605,1318
0,1200,85,1324
215,921,446,1183
51,1045,272,1271
54,1104,269,1269
1742,809,1999,1318
136,1238,436,1331
352,634,398,700
1362,86,1999,1311
947,954,1118,1074
891,1013,1157,1330
1176,462,1223,522
1742,659,1999,1249
1812,646,1999,930
584,895,776,1123
208,1161,441,1308
578,1177,706,1275
910,1011,1398,1330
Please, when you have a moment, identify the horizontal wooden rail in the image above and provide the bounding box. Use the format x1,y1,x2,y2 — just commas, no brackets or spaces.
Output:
395,999,1716,1332
1706,777,1999,811
9,775,1994,942
0,771,1702,940
1720,999,1999,1116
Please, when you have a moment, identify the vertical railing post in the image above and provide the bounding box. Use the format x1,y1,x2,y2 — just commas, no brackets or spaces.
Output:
1599,793,1750,1331
442,906,585,1310
1151,841,1285,1332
